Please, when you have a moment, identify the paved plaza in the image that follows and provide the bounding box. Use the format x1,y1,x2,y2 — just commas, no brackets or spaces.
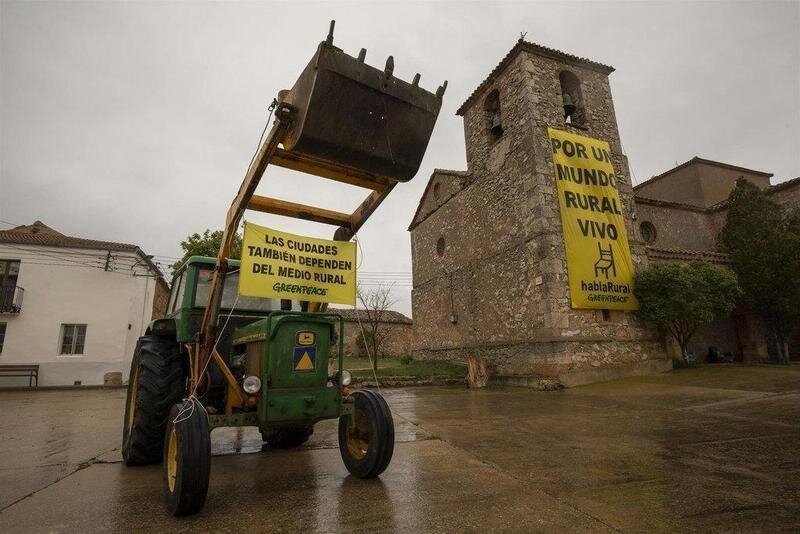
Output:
1,365,798,532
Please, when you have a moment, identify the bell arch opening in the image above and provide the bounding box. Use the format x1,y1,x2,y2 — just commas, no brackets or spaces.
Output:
483,89,503,142
559,71,585,126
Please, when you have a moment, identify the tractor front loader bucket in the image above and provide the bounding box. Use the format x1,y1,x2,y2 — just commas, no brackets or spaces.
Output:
279,21,447,184
243,20,448,234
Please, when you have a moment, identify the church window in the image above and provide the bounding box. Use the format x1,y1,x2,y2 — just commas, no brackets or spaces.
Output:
436,237,446,256
640,221,657,244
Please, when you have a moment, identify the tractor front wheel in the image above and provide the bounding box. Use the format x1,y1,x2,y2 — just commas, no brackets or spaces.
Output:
162,401,211,516
122,335,186,466
338,390,394,478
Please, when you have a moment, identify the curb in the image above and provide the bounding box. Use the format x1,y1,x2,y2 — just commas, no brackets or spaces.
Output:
353,376,465,388
0,384,127,392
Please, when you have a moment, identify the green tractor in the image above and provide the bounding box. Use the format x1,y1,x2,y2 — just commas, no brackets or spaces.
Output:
123,257,393,515
120,21,445,516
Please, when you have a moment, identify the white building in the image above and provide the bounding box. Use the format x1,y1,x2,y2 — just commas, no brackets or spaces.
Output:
0,221,169,386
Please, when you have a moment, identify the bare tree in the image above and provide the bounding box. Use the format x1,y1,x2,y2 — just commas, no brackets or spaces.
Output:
356,283,397,370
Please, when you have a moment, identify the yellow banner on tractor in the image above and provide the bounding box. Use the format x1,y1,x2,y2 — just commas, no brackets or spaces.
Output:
239,222,357,306
548,128,638,310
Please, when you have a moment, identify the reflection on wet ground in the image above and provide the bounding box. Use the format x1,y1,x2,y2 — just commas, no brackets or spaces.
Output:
210,414,429,457
0,365,798,532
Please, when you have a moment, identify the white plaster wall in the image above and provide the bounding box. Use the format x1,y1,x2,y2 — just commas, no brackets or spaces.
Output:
0,244,159,386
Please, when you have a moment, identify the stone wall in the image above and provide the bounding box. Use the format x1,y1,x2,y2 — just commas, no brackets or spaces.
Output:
634,164,705,207
333,321,412,358
634,176,799,257
634,199,721,251
410,169,470,232
519,49,660,371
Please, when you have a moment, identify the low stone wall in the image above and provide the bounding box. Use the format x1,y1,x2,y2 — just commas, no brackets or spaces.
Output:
335,321,413,357
353,377,464,388
413,338,669,387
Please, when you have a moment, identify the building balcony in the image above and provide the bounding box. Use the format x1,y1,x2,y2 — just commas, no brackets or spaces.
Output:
0,286,24,314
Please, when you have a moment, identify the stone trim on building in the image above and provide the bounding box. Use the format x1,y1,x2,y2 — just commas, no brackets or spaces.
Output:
767,175,800,193
408,168,473,230
645,247,732,265
634,196,709,213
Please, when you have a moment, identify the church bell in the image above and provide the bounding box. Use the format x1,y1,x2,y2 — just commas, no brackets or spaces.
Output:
490,112,504,136
562,93,576,119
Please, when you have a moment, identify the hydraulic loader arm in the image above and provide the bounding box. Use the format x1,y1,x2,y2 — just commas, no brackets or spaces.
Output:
194,20,445,386
197,102,295,368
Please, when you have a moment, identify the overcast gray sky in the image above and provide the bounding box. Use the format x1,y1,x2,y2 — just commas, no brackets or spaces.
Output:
2,1,798,315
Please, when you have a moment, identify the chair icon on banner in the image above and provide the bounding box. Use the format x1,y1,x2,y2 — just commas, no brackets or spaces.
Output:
594,242,616,279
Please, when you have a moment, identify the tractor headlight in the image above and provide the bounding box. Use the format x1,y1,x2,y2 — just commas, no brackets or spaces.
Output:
340,370,352,386
242,375,262,394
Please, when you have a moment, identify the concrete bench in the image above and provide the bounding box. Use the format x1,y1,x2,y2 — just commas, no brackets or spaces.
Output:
0,364,40,387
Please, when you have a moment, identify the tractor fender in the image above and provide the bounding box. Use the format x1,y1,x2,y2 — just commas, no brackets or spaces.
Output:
146,318,178,339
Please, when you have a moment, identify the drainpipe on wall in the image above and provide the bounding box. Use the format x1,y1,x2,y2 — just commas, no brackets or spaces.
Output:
443,269,458,324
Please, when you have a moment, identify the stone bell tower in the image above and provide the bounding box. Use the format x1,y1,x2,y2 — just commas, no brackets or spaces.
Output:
408,39,668,386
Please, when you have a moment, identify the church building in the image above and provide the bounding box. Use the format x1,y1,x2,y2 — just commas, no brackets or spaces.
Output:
408,39,799,386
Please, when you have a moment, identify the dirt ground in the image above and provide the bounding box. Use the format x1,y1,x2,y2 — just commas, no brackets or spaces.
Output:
0,365,798,532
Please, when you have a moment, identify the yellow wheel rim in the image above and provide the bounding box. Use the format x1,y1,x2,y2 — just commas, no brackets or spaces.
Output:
346,406,370,460
167,427,178,492
127,367,139,432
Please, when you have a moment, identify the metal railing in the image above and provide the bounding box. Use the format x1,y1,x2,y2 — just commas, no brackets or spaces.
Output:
0,286,23,314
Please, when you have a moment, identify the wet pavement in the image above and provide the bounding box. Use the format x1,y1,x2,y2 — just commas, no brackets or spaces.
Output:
0,365,798,532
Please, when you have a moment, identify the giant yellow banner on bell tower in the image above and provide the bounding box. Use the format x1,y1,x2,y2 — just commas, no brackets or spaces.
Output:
548,128,638,310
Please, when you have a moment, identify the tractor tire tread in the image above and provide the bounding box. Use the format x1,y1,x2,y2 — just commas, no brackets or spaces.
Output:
359,389,394,476
338,389,394,478
163,401,211,516
122,336,186,466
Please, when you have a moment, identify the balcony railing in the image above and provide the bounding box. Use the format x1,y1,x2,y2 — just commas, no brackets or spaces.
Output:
0,286,24,314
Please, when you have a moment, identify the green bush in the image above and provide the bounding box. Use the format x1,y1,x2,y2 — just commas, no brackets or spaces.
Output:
399,355,412,365
354,330,375,359
634,261,740,359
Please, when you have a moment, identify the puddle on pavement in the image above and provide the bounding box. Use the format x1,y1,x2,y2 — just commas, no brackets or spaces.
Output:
210,413,430,456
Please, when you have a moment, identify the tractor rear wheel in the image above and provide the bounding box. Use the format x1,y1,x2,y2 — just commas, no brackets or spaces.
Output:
338,390,394,478
162,401,211,516
262,426,314,449
122,335,187,466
